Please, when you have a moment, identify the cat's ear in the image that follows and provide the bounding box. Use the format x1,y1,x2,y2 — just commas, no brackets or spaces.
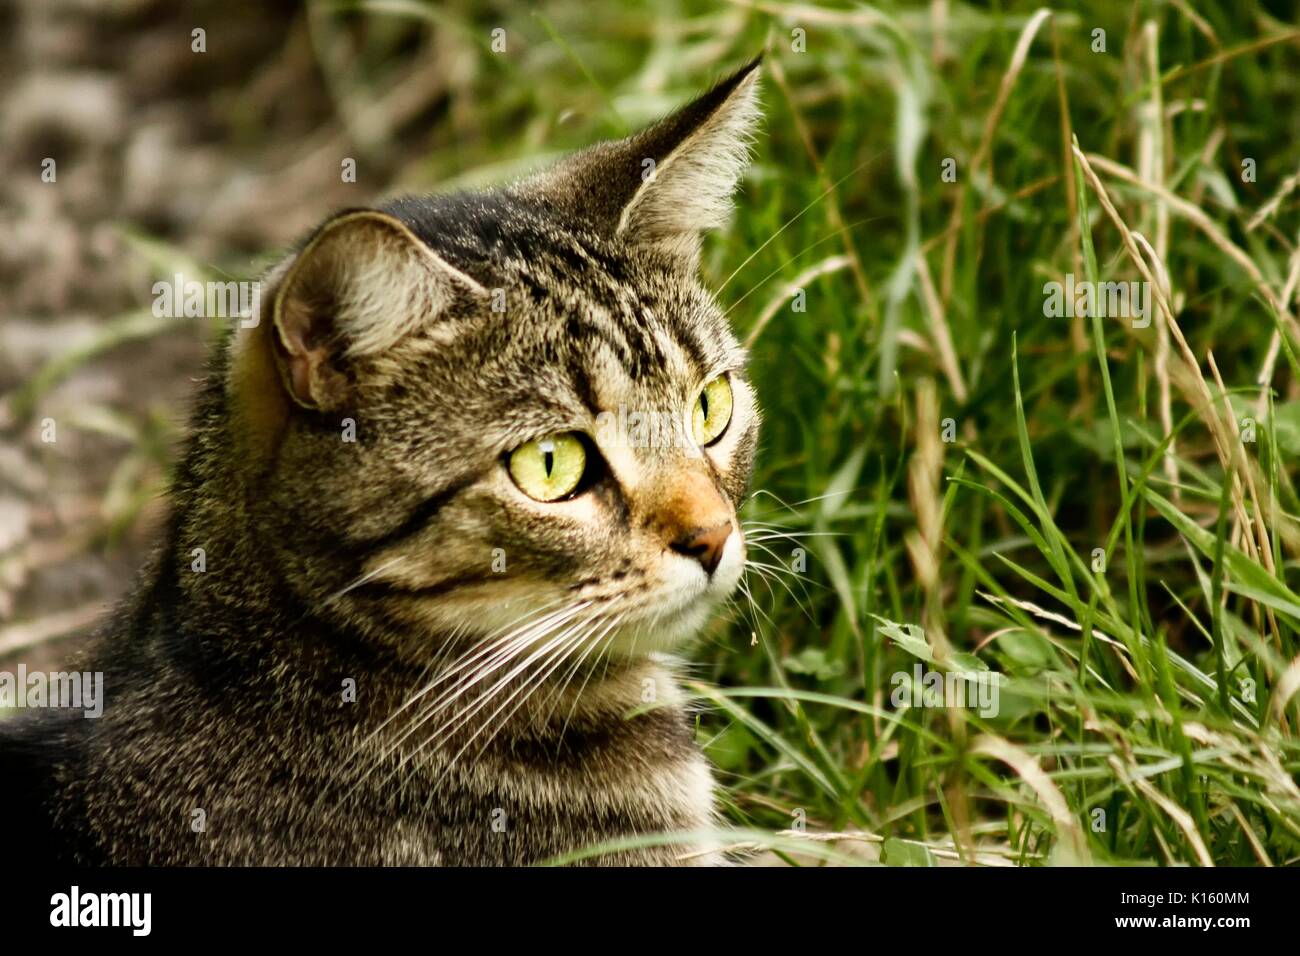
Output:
526,57,762,263
265,209,484,411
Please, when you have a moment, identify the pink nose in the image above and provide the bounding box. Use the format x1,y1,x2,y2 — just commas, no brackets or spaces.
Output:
670,522,732,575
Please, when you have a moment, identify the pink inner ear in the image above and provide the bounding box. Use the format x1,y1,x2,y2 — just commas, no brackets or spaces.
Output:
275,291,330,408
287,348,316,406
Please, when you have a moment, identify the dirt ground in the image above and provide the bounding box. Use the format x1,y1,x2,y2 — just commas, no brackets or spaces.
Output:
0,0,449,672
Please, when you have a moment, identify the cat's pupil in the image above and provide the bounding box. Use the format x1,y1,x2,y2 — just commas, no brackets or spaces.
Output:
700,392,710,419
544,450,554,476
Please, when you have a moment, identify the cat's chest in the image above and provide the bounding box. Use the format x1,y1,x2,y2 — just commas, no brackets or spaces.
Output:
376,747,717,865
356,705,715,860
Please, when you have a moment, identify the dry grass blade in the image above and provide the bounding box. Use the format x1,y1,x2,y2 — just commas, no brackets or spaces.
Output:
939,7,1053,303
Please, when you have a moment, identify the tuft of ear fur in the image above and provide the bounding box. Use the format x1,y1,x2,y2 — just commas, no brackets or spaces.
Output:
522,57,763,264
267,210,484,410
617,59,762,252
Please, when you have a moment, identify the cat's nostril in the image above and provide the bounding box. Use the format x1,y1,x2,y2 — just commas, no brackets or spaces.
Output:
669,523,733,575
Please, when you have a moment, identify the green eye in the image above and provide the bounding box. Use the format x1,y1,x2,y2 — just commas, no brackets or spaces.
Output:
508,433,587,502
692,375,734,446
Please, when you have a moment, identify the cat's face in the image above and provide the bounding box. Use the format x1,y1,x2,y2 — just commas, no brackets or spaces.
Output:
229,61,762,664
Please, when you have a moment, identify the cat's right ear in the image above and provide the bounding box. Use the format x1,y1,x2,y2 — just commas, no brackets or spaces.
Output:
520,57,763,266
252,210,483,413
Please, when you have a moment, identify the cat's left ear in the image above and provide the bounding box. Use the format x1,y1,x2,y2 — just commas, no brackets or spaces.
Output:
526,57,762,265
226,210,483,451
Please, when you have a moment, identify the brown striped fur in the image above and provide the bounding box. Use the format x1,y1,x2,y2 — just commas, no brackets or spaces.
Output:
2,59,763,866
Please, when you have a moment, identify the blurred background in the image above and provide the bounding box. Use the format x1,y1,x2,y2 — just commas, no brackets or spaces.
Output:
3,0,1300,865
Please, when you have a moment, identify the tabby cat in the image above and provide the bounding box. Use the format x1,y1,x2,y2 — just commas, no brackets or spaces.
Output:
0,58,763,865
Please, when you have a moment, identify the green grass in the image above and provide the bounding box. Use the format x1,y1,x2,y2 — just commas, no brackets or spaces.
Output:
709,0,1300,866
21,0,1300,865
450,0,1300,866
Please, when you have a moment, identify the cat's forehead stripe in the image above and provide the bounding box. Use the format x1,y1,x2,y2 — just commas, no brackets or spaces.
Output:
379,188,738,412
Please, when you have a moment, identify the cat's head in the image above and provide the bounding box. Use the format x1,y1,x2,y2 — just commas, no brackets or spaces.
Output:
224,60,763,663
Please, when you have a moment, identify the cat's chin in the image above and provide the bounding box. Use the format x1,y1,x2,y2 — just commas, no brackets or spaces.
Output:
605,532,746,658
606,600,715,657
